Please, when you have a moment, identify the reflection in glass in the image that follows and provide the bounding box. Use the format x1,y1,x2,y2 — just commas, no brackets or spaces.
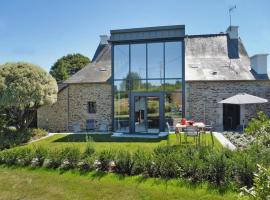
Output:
164,79,182,91
114,80,128,92
114,45,129,79
114,92,129,132
148,43,164,79
147,79,164,92
131,44,146,79
131,79,147,92
165,92,182,129
113,40,184,133
147,96,160,133
134,96,160,133
135,96,147,133
165,42,182,78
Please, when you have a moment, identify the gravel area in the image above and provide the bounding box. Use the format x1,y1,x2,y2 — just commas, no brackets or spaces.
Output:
222,132,255,149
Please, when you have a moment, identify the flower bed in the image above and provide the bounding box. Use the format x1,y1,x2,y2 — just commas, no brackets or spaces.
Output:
222,132,255,149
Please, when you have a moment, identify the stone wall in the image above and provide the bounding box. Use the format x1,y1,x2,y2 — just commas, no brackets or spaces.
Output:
37,88,68,132
37,83,112,132
186,80,270,131
68,83,112,131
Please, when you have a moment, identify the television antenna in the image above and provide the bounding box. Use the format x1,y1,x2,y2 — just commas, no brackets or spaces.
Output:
229,5,237,29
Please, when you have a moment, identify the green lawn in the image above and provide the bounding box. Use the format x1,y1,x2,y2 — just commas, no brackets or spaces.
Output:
23,133,222,152
0,166,238,200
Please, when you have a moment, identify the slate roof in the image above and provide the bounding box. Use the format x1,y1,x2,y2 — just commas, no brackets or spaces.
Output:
58,83,68,92
64,43,111,84
64,32,268,84
185,34,255,81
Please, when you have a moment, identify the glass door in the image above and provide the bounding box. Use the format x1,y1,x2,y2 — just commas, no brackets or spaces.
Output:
131,92,164,134
146,96,160,133
135,96,147,133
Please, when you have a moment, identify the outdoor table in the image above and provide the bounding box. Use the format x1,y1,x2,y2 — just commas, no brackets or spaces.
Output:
174,122,214,146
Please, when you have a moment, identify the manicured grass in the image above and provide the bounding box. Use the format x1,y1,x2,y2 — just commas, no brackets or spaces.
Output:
23,133,222,152
0,166,238,200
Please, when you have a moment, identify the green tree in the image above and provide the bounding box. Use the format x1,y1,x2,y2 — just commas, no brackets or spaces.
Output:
120,72,143,91
0,62,58,130
50,53,90,82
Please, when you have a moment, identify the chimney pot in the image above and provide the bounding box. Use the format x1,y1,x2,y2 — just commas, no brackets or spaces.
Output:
226,26,239,39
100,35,109,45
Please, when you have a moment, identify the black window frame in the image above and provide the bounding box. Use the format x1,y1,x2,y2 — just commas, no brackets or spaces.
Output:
88,101,97,114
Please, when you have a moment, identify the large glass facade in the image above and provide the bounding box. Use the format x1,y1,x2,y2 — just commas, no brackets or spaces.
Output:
113,41,183,133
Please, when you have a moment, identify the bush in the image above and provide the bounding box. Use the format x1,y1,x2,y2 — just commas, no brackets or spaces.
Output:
0,148,34,166
151,146,182,178
30,128,48,140
43,146,81,170
0,111,8,132
230,152,255,187
31,146,48,167
59,146,81,170
0,128,47,150
77,156,96,173
0,149,19,165
115,150,134,175
43,148,63,169
240,164,270,200
98,150,115,171
245,111,270,147
206,149,231,187
132,149,152,176
82,142,95,158
178,147,207,183
0,129,32,150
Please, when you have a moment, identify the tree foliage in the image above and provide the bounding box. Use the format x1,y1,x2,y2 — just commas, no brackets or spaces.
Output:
245,111,270,147
50,53,90,82
0,62,57,130
240,164,270,200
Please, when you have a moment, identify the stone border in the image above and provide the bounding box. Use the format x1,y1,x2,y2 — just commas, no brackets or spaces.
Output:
213,132,237,150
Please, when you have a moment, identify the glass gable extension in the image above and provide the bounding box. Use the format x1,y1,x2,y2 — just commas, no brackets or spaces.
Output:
113,41,184,133
112,25,185,134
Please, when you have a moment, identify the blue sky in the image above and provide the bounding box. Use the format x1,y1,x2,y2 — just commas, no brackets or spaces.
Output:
0,0,269,71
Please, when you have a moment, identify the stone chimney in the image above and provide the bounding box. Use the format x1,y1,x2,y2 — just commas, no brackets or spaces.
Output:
100,35,109,45
251,54,268,74
226,26,239,39
226,26,239,59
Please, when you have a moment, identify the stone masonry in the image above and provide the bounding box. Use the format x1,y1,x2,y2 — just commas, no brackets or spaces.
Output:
37,88,68,132
186,80,270,131
37,83,112,132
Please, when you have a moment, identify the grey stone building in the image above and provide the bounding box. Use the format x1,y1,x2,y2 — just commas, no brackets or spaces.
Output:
37,25,269,133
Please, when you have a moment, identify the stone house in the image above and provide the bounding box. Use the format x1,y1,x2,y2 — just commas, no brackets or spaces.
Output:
37,25,269,133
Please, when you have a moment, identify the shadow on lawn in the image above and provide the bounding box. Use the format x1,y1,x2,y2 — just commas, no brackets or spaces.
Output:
52,134,168,143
